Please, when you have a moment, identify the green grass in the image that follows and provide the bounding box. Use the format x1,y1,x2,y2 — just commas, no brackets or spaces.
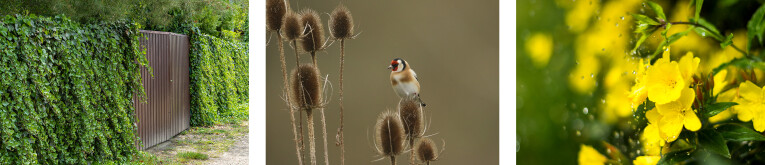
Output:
177,151,209,160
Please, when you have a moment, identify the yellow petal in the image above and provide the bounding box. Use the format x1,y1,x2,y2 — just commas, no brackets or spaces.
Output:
646,62,685,104
683,109,702,131
578,144,607,165
646,108,662,124
709,109,732,123
656,88,694,115
678,52,700,82
713,70,728,96
633,156,661,165
737,106,753,122
641,124,663,156
739,81,762,102
754,109,765,132
659,111,684,142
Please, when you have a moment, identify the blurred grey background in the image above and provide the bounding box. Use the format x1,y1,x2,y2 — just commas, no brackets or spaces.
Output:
265,0,498,164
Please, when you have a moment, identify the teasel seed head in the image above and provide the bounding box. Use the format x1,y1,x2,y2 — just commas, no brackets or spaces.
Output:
329,4,354,39
375,111,406,157
266,0,287,32
282,11,303,41
300,9,325,53
290,64,322,111
399,98,423,139
415,138,439,162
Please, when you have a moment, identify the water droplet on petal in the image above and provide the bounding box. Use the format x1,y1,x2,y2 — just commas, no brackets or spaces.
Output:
621,16,625,20
591,73,595,78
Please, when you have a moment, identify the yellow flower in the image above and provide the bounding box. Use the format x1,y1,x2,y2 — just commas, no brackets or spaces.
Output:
629,59,649,105
578,144,607,165
656,87,701,142
709,88,739,123
633,156,661,165
526,33,553,68
569,54,600,94
645,47,686,104
642,108,669,156
678,52,700,83
736,81,765,132
566,0,599,33
713,70,729,96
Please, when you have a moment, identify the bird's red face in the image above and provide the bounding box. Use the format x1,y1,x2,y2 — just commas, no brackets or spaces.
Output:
389,60,399,71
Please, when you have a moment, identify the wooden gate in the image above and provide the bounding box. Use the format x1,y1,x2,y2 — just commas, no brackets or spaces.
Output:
134,30,191,150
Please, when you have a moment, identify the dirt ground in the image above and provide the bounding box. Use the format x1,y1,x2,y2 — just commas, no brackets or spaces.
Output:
144,120,248,164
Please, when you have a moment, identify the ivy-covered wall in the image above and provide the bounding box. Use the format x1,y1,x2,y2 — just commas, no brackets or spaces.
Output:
0,15,148,164
189,30,248,126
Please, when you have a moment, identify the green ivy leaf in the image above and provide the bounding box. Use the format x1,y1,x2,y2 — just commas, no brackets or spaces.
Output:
657,149,694,165
716,123,765,141
747,4,765,52
647,2,667,22
704,102,737,117
698,129,731,158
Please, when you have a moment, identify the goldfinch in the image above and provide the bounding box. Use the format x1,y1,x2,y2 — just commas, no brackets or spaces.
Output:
388,58,426,106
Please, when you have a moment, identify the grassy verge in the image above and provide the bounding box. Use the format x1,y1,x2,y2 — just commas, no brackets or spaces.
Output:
129,119,248,164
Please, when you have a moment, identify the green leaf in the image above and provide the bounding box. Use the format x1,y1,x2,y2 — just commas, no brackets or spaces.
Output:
694,18,723,40
647,2,667,21
633,14,660,25
695,0,703,22
720,33,734,48
698,129,731,158
633,32,650,52
704,102,737,117
716,123,765,141
657,149,693,165
747,4,765,52
651,28,693,59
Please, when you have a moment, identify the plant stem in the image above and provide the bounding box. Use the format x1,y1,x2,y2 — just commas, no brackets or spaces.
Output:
294,40,307,164
667,22,750,57
391,155,396,165
307,110,317,165
409,137,415,165
320,108,329,165
338,39,346,165
311,52,318,67
281,34,304,165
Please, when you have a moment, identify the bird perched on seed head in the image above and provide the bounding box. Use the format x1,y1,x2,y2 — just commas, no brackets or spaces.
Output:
388,58,426,106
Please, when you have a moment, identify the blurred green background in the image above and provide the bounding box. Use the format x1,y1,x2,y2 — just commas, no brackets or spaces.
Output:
265,0,498,164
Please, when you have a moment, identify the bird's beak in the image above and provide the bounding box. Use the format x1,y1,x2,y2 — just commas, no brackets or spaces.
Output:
387,65,392,70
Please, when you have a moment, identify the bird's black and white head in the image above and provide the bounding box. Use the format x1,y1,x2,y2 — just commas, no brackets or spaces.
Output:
387,58,407,72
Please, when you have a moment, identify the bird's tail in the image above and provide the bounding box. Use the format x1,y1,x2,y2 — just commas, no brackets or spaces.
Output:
416,94,427,107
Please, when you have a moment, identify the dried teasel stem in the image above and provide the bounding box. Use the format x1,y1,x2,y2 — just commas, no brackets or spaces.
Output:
284,10,307,164
330,5,353,164
306,109,317,165
398,98,423,165
320,108,329,165
300,9,324,67
291,64,322,165
279,33,303,165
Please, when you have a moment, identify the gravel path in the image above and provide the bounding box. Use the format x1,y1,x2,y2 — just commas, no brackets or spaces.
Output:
206,134,249,165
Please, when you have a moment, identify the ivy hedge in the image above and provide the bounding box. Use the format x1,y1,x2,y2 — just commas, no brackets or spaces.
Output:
0,15,148,164
189,29,248,126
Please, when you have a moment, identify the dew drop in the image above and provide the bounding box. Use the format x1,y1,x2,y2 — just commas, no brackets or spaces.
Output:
576,130,582,136
607,149,612,154
601,99,606,104
615,23,619,27
621,16,625,20
583,107,589,114
701,32,706,36
591,73,595,78
632,70,637,74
